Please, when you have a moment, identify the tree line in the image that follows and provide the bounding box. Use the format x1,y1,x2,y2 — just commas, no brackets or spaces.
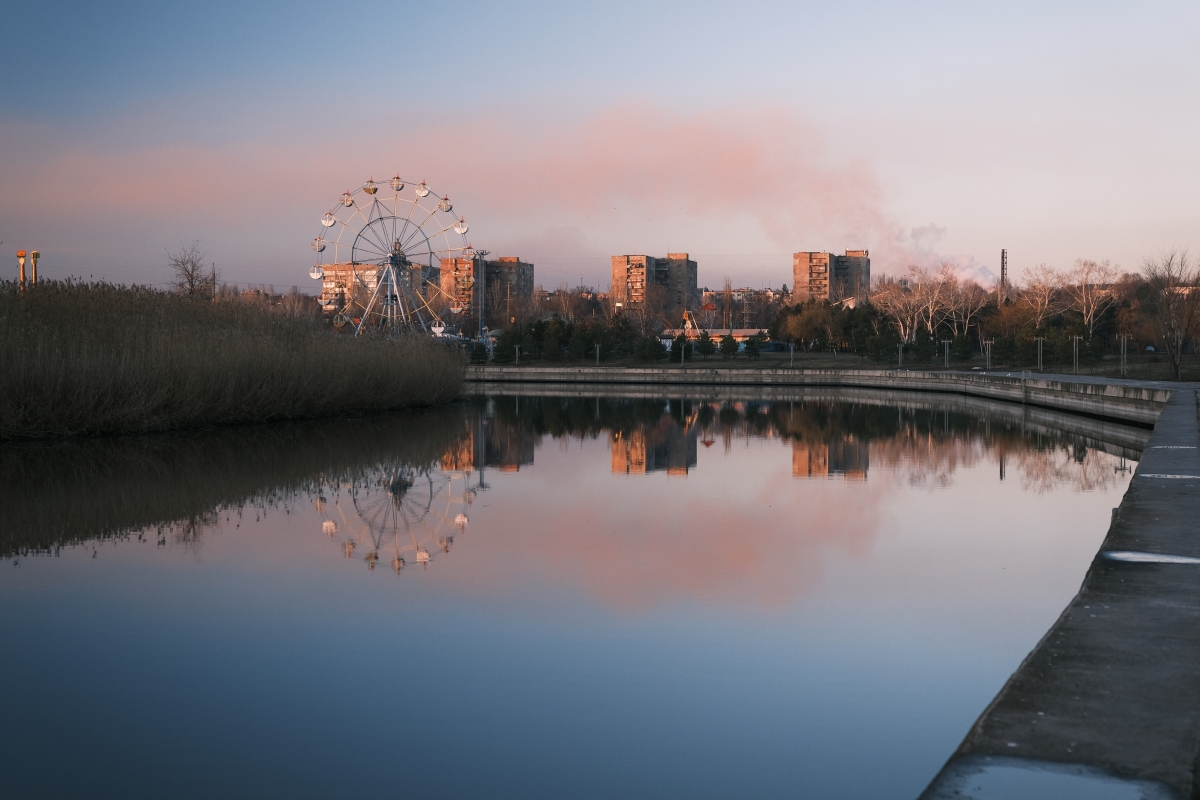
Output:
773,251,1200,379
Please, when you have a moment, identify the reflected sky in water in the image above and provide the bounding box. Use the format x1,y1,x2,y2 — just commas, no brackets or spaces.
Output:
0,394,1139,799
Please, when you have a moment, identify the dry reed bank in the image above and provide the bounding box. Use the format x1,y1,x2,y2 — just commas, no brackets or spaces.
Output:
0,281,463,439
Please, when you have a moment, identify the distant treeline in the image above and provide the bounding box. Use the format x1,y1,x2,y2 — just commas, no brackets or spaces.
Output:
775,253,1200,378
484,316,766,365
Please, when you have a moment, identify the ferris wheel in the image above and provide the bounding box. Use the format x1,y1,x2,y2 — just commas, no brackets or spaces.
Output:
316,462,476,575
308,175,473,335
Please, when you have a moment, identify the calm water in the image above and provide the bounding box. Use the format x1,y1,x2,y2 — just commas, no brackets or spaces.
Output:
0,391,1141,799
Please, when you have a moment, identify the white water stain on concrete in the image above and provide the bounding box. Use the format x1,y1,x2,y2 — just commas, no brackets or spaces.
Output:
1138,474,1200,479
1102,550,1200,565
927,756,1173,799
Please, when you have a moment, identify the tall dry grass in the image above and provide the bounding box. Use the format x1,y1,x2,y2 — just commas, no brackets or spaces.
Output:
0,281,463,438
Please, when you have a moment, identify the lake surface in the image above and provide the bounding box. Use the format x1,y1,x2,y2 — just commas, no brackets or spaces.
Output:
0,390,1141,799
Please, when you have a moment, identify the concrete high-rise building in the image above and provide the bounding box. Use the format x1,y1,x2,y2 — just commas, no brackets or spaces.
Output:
611,253,698,311
439,257,477,312
484,257,534,301
439,255,535,314
793,250,870,302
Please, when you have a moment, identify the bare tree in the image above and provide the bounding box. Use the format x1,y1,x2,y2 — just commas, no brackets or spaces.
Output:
169,241,218,299
948,281,991,337
1020,263,1062,330
1063,258,1119,336
1142,249,1200,380
871,275,922,342
915,264,956,336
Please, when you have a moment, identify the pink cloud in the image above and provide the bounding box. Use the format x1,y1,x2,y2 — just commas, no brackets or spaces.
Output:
0,104,978,282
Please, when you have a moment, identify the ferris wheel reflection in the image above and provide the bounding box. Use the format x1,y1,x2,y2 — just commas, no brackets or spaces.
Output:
315,463,480,576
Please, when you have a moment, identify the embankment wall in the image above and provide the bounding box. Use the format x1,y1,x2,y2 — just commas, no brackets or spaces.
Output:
465,366,1171,426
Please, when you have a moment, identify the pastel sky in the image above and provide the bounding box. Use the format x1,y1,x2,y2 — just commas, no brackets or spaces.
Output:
2,0,1198,291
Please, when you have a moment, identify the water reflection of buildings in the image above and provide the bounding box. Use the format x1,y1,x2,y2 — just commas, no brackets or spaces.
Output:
611,420,699,476
441,417,535,473
792,437,869,480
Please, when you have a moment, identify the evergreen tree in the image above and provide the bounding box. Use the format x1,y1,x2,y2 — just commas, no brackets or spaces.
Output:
719,334,739,360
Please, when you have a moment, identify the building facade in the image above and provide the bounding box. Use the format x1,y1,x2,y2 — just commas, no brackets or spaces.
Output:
316,262,424,310
438,256,535,314
611,253,699,311
793,250,871,302
484,257,535,301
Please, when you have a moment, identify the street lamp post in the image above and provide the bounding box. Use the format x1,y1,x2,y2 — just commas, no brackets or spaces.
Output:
1072,335,1083,374
1118,334,1131,377
1034,336,1045,372
941,339,950,369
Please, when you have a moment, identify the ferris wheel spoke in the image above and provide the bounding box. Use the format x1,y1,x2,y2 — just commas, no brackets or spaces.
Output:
360,227,393,259
400,207,440,250
393,199,420,253
354,235,389,259
355,221,397,260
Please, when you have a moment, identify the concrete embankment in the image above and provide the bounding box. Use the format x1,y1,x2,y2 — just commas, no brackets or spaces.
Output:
921,388,1200,798
465,365,1171,425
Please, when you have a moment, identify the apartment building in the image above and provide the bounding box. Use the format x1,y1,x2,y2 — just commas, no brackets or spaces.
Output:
793,250,871,302
438,255,535,312
611,253,699,310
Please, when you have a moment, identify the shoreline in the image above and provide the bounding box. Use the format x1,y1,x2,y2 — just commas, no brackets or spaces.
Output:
466,365,1177,426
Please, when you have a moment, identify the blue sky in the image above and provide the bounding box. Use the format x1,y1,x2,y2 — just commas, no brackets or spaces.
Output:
2,0,1198,289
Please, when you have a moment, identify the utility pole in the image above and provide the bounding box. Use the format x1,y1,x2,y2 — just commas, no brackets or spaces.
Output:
941,339,951,369
1072,335,1083,374
898,343,904,369
983,338,994,370
1034,336,1045,372
1118,334,1131,377
473,249,490,341
16,250,26,293
595,343,600,366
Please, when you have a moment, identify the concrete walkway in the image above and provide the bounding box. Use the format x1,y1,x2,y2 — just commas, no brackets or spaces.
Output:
921,388,1200,798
